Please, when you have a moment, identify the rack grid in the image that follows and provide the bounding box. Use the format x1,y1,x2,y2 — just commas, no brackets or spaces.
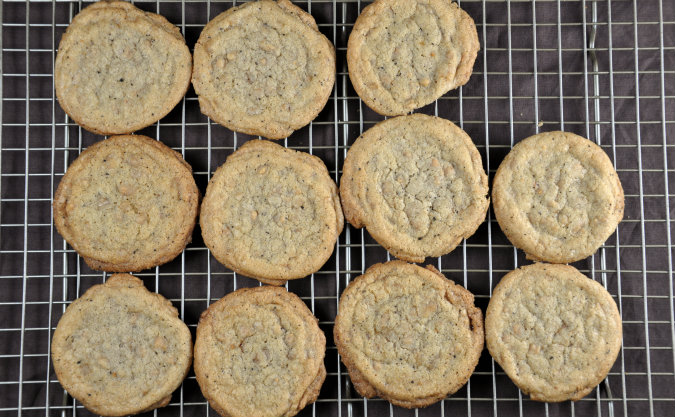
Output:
1,0,674,416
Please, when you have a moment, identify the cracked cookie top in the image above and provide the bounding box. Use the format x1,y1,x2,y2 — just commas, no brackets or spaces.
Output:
492,131,624,263
200,140,343,285
340,114,489,262
334,261,483,408
485,263,622,402
53,135,199,272
51,274,192,416
192,0,335,139
194,286,326,417
55,1,192,135
347,0,479,115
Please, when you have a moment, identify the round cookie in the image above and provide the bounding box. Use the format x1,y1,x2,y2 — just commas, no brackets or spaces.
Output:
340,114,489,262
334,261,483,408
200,140,343,285
51,274,192,416
192,0,335,139
485,263,622,402
55,1,192,135
347,0,479,115
194,286,326,417
53,135,199,272
492,131,624,263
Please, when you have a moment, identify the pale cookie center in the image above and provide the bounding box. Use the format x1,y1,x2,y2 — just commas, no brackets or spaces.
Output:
365,4,447,105
222,164,326,265
208,18,312,119
375,135,472,239
212,305,311,416
67,22,179,123
513,153,613,241
66,147,188,256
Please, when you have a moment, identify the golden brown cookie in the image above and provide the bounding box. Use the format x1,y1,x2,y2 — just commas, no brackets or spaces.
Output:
334,261,484,408
194,286,326,417
192,0,335,139
347,0,479,115
340,114,489,262
53,135,199,272
485,263,622,402
200,140,343,285
51,274,192,416
492,131,624,263
55,1,192,135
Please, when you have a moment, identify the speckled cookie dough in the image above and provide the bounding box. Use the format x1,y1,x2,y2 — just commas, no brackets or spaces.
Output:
334,261,483,408
192,0,335,139
347,0,479,115
194,286,326,417
200,140,343,285
55,1,192,135
53,135,200,272
340,114,489,262
51,274,192,417
485,263,622,402
492,131,624,263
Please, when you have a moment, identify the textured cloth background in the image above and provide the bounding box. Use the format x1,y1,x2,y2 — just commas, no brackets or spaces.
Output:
1,1,674,416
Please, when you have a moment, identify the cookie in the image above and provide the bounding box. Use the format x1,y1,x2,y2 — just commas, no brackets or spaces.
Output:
51,274,192,416
340,114,489,262
492,131,624,263
194,286,326,417
54,135,199,272
55,1,192,135
347,0,479,115
192,0,335,139
334,261,483,408
200,140,343,285
485,263,622,402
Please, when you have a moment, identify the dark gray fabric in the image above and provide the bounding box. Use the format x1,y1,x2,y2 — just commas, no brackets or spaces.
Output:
1,1,674,416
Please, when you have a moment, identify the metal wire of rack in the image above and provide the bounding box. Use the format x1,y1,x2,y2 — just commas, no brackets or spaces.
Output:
0,0,674,416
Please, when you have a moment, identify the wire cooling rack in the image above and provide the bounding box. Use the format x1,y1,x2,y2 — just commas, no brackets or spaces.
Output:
1,0,674,416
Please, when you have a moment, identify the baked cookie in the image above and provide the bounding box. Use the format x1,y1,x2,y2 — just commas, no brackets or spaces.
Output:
55,1,192,135
334,261,483,408
54,135,199,272
347,0,479,115
194,286,326,417
200,140,343,285
192,0,335,139
492,131,624,263
51,274,192,416
485,263,622,402
340,114,489,262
